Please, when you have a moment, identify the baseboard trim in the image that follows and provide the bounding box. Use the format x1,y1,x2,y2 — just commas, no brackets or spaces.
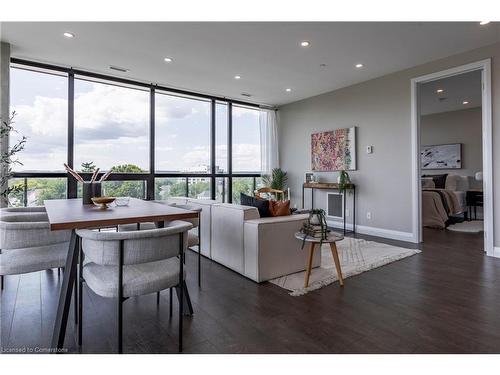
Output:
326,220,415,243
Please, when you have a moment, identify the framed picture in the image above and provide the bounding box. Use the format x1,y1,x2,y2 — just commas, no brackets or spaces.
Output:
421,143,462,170
311,127,356,171
305,172,314,183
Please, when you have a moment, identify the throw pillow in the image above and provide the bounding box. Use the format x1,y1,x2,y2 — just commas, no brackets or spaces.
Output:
268,200,291,217
421,177,435,189
240,193,271,217
423,174,448,189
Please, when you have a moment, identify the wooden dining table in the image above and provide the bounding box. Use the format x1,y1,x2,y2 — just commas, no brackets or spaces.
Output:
44,198,198,351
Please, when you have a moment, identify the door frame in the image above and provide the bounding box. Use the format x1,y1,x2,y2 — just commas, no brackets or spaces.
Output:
410,59,493,256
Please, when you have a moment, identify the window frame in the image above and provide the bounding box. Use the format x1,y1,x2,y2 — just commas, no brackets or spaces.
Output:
9,58,263,204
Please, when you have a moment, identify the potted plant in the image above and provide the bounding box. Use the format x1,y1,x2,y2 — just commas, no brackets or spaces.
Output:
337,170,351,193
1,112,27,205
262,168,288,191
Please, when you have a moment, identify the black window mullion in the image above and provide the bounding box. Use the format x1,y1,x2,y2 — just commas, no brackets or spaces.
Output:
67,71,76,199
228,102,233,203
147,86,155,200
210,100,216,200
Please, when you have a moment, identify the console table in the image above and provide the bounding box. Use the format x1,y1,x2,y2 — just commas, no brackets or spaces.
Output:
302,182,356,235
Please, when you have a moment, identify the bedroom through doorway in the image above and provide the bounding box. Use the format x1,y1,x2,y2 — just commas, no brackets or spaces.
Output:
417,69,485,251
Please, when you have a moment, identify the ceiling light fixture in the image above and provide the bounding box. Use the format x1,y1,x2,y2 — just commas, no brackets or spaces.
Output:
63,32,74,38
285,88,292,92
164,57,173,62
234,75,241,80
355,63,364,69
436,89,444,93
463,100,469,105
479,21,491,25
109,66,130,73
300,41,310,47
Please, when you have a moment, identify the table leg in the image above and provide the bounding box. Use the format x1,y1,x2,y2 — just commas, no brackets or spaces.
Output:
51,229,79,351
198,214,201,288
304,242,315,288
353,186,356,234
329,242,344,287
175,282,194,316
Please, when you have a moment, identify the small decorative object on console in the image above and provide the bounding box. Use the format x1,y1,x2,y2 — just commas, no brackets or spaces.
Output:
299,209,330,248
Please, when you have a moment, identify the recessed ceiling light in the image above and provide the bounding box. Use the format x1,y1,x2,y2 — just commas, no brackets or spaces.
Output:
463,100,469,105
436,89,444,93
234,75,241,80
63,32,74,38
355,63,364,69
479,21,491,25
285,88,292,92
300,41,310,47
164,57,173,62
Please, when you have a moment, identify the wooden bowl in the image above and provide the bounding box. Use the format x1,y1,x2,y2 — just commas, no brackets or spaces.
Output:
91,197,116,209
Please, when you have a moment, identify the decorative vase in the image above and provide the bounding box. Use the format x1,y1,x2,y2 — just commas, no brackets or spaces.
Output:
82,182,102,205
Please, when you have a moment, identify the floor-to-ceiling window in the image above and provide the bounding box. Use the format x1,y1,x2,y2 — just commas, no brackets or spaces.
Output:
9,67,68,206
74,77,150,199
8,61,263,206
231,105,261,203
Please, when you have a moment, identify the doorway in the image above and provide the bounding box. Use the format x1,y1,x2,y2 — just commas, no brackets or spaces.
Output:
410,59,493,255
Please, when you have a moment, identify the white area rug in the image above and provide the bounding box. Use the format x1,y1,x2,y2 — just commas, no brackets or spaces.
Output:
269,237,421,296
447,220,483,233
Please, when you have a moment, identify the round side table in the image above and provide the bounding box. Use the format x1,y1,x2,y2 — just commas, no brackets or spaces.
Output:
295,232,345,288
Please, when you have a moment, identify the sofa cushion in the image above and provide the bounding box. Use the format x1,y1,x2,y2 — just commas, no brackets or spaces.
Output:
240,193,271,217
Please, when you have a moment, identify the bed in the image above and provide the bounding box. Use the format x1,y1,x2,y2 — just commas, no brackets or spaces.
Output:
421,174,473,229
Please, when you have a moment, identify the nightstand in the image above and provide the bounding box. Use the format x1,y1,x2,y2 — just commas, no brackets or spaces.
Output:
466,190,483,221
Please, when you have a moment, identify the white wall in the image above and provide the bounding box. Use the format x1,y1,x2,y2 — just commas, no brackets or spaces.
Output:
278,42,500,245
421,107,482,177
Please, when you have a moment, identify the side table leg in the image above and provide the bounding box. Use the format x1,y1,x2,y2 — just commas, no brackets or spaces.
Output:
329,242,344,287
304,242,315,288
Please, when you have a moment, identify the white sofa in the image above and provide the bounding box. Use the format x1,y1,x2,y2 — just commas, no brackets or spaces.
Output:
160,197,218,258
210,204,321,282
159,198,321,283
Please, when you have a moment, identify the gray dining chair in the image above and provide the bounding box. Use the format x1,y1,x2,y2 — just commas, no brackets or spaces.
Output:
0,206,47,216
118,203,203,287
76,220,192,353
0,212,71,290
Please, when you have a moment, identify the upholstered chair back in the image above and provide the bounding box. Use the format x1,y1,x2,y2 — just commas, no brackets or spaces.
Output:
0,214,71,250
77,220,192,266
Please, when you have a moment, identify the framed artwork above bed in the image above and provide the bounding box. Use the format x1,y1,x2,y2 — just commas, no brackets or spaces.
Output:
421,143,462,170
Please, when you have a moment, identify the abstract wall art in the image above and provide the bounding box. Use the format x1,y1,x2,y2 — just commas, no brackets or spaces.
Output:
421,143,462,170
311,127,356,171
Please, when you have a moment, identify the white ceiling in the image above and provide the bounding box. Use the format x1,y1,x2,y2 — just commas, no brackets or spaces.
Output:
420,70,482,115
1,22,499,106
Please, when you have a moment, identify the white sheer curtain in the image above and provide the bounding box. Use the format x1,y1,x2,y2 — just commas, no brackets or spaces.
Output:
259,109,279,176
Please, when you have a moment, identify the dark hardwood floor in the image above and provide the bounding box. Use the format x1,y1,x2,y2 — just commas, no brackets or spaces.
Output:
2,227,499,354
